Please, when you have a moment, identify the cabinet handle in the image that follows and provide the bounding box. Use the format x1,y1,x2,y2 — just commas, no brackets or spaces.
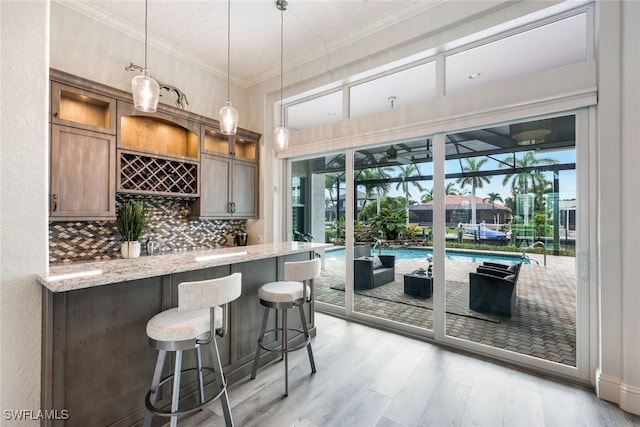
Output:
51,194,58,211
228,202,233,213
231,202,236,213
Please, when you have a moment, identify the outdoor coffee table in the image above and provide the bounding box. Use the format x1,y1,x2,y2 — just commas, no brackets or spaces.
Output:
403,271,433,298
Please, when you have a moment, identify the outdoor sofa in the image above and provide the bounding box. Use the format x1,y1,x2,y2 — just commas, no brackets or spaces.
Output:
353,244,396,290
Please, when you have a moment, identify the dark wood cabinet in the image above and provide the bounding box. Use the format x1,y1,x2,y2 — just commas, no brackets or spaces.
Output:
49,125,116,220
49,77,117,220
50,81,116,134
193,125,260,219
48,69,261,220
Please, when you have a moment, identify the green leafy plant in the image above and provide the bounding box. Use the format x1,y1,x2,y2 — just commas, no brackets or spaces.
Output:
370,208,407,240
115,200,149,241
405,224,422,239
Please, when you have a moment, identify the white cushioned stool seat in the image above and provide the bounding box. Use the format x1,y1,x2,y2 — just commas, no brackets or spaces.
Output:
146,306,222,343
258,281,311,304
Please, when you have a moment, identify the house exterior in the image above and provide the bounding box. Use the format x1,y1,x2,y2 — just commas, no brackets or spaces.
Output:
409,195,512,226
2,0,639,417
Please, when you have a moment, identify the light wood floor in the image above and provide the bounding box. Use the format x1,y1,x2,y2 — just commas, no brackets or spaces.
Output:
180,313,640,427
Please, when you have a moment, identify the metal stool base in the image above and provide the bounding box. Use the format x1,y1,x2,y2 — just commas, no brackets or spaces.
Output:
251,302,316,397
145,366,225,418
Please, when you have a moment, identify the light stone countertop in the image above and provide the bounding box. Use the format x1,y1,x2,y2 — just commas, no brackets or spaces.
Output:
38,242,331,293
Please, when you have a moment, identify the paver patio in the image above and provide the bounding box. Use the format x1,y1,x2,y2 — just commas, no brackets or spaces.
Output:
315,250,577,366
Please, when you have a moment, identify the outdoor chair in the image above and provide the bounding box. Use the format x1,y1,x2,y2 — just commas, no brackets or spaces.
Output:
353,244,395,290
469,262,522,317
477,261,521,278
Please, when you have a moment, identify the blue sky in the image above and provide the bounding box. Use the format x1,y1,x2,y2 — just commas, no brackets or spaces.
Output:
387,149,577,202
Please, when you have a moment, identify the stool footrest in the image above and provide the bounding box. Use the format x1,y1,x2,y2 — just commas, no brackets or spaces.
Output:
258,327,311,353
145,366,225,418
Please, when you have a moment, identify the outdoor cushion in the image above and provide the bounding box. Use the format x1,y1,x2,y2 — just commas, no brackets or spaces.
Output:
372,255,383,269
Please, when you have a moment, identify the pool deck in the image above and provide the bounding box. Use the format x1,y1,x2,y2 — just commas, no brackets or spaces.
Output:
315,248,577,366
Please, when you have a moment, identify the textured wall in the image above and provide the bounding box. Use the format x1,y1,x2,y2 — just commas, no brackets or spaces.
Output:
0,1,49,415
49,197,247,264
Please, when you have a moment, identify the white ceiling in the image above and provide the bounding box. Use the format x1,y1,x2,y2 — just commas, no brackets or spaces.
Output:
60,0,444,88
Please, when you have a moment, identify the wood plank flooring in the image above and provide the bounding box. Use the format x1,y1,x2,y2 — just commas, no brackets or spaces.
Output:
179,313,640,427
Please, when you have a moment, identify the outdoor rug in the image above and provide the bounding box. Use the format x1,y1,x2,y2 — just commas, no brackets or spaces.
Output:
329,275,502,323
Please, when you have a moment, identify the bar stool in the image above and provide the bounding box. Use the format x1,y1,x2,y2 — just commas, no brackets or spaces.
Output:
143,273,242,427
251,258,321,396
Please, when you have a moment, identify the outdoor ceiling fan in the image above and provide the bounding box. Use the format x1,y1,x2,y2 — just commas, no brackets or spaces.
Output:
379,145,410,164
379,141,432,164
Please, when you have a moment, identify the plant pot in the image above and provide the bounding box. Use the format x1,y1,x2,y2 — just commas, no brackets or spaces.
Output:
121,241,141,258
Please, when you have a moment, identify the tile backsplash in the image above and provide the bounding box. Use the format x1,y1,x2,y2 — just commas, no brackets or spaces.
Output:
49,197,247,265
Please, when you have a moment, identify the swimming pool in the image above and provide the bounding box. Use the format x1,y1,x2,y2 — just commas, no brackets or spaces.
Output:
324,247,526,264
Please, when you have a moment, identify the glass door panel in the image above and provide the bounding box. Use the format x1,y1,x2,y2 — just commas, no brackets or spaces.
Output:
291,154,346,309
443,116,577,367
352,140,434,331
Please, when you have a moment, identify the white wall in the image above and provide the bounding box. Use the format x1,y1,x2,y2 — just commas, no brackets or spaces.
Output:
50,2,248,129
0,0,49,415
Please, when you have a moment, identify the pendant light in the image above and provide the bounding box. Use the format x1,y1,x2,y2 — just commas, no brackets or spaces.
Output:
131,0,159,113
219,0,238,135
274,0,289,151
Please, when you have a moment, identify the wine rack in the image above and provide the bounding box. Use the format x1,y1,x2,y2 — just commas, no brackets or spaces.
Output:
118,150,198,196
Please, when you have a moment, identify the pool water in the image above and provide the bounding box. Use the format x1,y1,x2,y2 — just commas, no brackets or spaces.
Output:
324,247,526,264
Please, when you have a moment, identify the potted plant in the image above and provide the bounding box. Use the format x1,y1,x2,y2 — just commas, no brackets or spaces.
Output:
115,200,149,258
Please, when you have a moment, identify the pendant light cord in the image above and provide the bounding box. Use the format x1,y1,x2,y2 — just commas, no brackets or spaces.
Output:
279,5,284,126
144,0,148,69
227,0,231,101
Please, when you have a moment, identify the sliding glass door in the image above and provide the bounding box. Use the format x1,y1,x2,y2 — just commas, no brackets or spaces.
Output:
441,115,579,368
291,153,346,310
350,141,434,331
289,112,587,378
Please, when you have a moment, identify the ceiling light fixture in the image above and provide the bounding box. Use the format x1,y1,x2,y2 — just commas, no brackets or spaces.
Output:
388,95,397,109
131,0,159,113
219,0,238,135
274,0,289,151
468,72,481,80
511,119,552,146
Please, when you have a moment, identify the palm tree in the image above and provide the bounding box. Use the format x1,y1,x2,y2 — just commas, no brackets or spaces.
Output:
445,182,461,195
325,173,343,222
421,183,457,204
483,192,503,224
385,164,424,224
421,188,433,203
355,169,389,220
456,158,491,225
499,152,558,225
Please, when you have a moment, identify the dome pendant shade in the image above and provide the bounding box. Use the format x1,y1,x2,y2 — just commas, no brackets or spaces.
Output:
274,125,289,151
132,70,160,113
219,101,238,135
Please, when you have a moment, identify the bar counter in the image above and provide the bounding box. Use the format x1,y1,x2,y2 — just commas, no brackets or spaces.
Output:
38,242,330,292
38,242,330,427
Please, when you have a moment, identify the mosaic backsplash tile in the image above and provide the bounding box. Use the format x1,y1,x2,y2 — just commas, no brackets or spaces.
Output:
49,197,247,265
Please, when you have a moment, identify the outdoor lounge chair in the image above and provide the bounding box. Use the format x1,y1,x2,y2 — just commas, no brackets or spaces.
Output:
469,262,522,317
